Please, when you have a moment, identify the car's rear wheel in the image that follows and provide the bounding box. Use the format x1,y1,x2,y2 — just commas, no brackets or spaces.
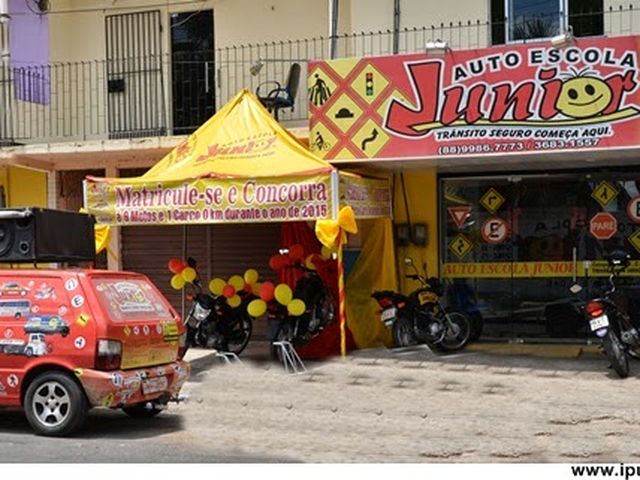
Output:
24,371,88,436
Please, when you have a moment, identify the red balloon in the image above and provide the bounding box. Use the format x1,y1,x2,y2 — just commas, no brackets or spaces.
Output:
168,258,186,274
259,281,275,302
222,285,236,299
269,254,289,271
244,283,253,294
288,244,305,262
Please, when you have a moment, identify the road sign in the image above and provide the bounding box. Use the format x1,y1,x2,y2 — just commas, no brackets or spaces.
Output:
628,230,640,253
480,188,505,213
481,217,509,244
448,234,473,259
589,212,618,240
627,196,640,223
591,181,618,207
448,206,471,228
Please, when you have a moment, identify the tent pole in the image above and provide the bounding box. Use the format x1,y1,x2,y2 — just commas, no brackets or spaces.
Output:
337,233,346,357
181,224,187,320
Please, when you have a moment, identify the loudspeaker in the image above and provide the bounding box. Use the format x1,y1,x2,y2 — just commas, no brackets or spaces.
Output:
0,208,95,263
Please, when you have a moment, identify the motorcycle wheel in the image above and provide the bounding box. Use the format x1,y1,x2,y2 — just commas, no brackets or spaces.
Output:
225,314,253,355
437,309,472,352
392,316,418,348
603,331,629,379
271,322,294,362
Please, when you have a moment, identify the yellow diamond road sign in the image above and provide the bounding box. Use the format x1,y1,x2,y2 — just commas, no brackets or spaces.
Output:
325,92,364,134
628,230,640,253
352,63,390,105
449,234,473,259
591,181,618,207
309,121,338,159
351,119,389,158
480,188,505,213
308,66,337,109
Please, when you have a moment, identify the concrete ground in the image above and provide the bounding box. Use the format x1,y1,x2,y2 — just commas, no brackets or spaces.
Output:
183,341,640,463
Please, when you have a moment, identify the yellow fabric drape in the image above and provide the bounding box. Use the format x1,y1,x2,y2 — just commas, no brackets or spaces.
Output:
345,218,397,349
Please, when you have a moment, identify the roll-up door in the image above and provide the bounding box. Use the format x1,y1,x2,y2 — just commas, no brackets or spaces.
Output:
121,223,281,339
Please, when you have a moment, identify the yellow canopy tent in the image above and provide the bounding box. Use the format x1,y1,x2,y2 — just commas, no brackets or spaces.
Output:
84,89,394,354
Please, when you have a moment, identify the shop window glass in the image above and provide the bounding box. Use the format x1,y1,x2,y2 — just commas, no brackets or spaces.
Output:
491,0,603,45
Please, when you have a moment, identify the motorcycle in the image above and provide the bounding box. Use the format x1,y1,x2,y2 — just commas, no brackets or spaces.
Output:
372,257,472,351
269,261,336,357
577,250,640,378
183,258,253,355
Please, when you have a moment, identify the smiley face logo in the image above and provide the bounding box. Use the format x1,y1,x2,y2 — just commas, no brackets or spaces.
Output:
556,73,612,119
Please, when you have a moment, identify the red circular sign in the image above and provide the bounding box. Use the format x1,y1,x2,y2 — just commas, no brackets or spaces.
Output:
627,196,640,224
481,217,509,244
590,212,618,240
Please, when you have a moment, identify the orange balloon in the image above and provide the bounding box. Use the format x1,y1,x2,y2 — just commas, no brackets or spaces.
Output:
259,281,275,302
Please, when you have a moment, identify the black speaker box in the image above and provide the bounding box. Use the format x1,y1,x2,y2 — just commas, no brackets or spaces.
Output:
0,208,96,263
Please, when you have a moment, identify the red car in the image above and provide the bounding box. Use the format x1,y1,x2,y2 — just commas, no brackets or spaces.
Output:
0,269,188,436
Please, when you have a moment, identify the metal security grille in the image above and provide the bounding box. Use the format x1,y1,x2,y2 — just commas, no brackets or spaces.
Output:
105,10,166,139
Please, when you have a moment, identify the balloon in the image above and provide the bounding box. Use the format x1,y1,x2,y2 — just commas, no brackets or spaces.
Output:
227,295,241,308
181,267,197,283
244,283,254,294
269,254,289,271
247,299,267,317
274,283,293,306
168,258,186,274
287,299,306,316
228,275,245,291
252,282,262,296
304,254,318,271
321,245,334,260
209,278,226,296
170,274,185,290
222,285,236,298
244,269,259,285
288,244,305,262
259,282,275,302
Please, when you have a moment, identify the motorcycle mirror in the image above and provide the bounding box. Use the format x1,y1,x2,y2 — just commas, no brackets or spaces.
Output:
187,257,197,268
569,284,583,294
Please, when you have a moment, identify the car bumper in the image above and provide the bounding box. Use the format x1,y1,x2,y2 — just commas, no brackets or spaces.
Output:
74,361,190,408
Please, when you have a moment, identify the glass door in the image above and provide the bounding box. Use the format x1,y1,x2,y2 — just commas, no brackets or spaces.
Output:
441,174,589,340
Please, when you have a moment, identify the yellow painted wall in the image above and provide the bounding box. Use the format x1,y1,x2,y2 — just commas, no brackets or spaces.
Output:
393,169,439,294
2,167,48,208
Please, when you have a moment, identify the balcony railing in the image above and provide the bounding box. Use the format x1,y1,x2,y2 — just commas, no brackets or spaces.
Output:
0,5,638,146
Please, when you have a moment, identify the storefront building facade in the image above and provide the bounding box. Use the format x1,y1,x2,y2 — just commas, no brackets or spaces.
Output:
310,34,640,341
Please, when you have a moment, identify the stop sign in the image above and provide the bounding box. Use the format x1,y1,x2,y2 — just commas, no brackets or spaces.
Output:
590,212,618,240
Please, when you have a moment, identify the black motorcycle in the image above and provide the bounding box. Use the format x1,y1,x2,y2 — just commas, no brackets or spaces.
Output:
269,261,336,357
580,250,640,378
184,259,253,355
372,257,471,351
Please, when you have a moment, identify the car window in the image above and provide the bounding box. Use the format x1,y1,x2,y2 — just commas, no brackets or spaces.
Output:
91,277,173,321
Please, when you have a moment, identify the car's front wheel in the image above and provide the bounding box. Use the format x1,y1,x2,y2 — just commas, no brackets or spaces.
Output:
24,371,89,436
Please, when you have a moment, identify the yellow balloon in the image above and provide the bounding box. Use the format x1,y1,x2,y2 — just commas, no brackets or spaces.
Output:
304,254,317,271
227,294,242,308
228,275,245,291
274,283,293,306
247,299,267,317
287,299,306,316
251,282,262,296
209,278,226,296
181,267,197,283
170,274,185,290
244,269,259,285
321,245,334,260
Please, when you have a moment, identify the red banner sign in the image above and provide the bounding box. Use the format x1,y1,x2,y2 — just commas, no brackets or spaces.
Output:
308,35,640,160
